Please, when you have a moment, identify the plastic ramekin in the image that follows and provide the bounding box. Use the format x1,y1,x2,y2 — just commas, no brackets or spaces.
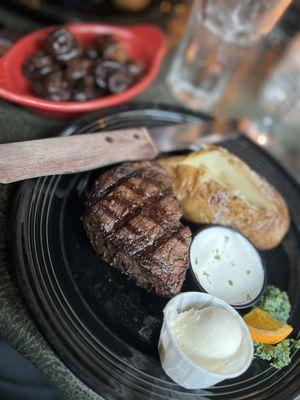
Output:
158,291,254,389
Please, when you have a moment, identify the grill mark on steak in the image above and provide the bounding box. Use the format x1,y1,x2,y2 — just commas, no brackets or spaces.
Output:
87,169,171,224
137,225,183,263
87,168,138,207
125,178,169,199
87,161,171,208
101,186,172,236
123,204,183,258
83,161,191,298
138,225,190,271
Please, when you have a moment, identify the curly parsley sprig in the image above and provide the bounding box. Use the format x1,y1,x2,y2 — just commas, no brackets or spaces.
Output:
259,285,291,322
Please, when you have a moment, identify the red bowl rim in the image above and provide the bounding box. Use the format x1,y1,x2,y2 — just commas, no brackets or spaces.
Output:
0,23,167,113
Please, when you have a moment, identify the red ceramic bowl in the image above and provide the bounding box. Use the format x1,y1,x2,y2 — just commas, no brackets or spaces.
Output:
0,23,166,118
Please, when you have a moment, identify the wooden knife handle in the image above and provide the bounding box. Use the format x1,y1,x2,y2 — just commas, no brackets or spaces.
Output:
0,128,158,184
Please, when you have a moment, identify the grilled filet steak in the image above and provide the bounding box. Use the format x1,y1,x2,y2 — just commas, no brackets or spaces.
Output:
83,161,191,298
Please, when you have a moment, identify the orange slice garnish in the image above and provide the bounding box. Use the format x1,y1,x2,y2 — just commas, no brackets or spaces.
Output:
243,307,293,344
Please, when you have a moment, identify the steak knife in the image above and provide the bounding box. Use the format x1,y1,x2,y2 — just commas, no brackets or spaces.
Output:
0,119,239,183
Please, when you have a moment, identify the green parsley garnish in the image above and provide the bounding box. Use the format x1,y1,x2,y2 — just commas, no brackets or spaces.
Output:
254,339,300,369
259,285,291,322
246,270,251,275
292,338,300,350
228,280,233,286
195,257,198,265
214,254,221,261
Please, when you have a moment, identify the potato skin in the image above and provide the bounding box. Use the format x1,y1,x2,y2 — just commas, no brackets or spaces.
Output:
159,147,290,250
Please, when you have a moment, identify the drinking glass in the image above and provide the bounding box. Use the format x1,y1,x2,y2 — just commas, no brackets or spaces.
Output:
167,0,292,111
242,34,300,147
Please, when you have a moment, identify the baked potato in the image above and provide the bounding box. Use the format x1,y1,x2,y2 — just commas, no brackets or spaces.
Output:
159,146,290,250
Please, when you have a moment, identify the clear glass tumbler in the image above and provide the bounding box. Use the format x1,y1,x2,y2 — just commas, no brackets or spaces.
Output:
242,34,300,147
167,0,292,111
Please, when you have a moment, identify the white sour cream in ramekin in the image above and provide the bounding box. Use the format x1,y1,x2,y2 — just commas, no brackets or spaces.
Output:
190,226,265,307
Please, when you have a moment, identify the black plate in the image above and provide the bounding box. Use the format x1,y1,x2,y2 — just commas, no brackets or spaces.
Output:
12,104,300,399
